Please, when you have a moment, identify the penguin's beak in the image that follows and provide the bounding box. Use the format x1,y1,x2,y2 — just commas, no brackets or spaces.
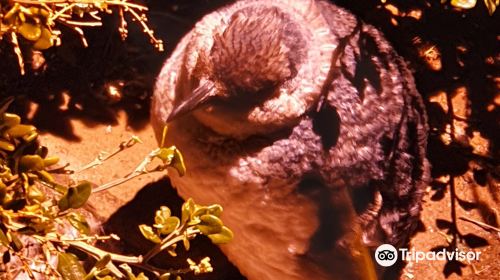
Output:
167,80,216,122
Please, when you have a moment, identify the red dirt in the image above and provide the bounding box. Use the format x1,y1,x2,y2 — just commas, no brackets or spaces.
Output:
1,0,498,279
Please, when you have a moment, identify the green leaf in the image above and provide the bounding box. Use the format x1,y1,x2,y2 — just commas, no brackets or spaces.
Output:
1,193,14,208
170,148,186,176
181,198,195,225
43,156,60,167
156,147,174,163
20,155,45,171
37,170,55,183
66,212,91,235
159,273,171,280
120,263,135,279
0,181,6,203
197,214,223,235
10,233,23,251
94,254,111,270
6,124,36,138
27,184,45,203
57,252,86,280
183,236,190,251
206,204,223,217
23,131,38,142
136,272,149,280
119,263,149,280
0,228,10,247
95,267,111,277
208,226,233,244
29,7,50,18
2,113,21,127
33,27,53,50
58,181,92,211
157,216,180,235
18,22,42,41
167,244,177,257
192,204,223,218
0,140,15,152
154,206,171,225
138,224,161,243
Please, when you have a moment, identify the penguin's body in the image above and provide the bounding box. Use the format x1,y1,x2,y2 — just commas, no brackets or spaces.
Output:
151,1,430,279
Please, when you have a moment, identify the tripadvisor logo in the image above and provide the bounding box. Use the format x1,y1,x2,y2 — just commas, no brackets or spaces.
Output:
374,244,398,267
374,244,482,267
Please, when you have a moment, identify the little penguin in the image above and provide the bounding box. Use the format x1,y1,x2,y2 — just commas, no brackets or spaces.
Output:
151,0,430,279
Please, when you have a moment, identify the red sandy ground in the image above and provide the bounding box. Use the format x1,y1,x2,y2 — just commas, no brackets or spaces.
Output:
1,0,498,279
38,110,498,280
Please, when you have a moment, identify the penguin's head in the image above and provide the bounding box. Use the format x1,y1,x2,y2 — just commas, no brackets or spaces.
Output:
164,5,333,139
167,8,294,124
210,8,293,95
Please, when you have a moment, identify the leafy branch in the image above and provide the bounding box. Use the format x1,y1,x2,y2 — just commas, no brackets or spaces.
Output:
0,100,233,279
0,0,164,74
51,198,232,280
